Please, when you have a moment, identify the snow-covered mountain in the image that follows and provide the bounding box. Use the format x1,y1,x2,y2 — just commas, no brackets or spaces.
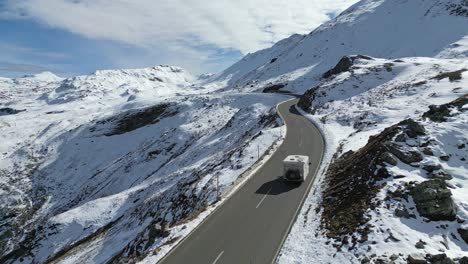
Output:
204,0,468,94
1,0,468,263
0,66,287,263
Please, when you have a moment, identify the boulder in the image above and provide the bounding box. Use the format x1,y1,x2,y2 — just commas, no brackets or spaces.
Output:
423,148,434,155
411,179,457,221
390,254,399,261
422,164,442,173
400,119,426,138
459,257,468,264
440,155,450,161
427,254,454,264
395,208,415,219
408,254,427,264
379,152,398,166
415,240,425,249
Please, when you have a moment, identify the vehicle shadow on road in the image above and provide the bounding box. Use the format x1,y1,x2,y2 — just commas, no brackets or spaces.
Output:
255,177,301,195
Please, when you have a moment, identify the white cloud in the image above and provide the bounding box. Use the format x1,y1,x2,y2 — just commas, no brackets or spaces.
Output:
1,0,358,72
0,0,358,73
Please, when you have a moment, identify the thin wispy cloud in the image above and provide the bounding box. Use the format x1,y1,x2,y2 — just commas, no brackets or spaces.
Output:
0,42,69,59
0,62,50,73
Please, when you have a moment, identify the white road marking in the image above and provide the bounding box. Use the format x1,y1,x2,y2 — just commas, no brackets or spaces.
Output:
212,251,224,264
256,187,272,208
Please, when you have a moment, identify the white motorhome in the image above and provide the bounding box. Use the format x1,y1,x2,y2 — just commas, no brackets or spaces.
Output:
283,155,310,182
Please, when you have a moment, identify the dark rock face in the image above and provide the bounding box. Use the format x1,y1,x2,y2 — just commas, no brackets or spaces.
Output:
458,228,468,244
323,56,353,79
411,179,457,221
322,55,373,79
298,86,320,110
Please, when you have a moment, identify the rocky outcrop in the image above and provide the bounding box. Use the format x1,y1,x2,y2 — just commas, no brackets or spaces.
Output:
423,93,467,122
431,69,466,82
90,103,178,136
0,107,26,116
385,142,423,164
460,256,468,264
411,179,457,221
427,254,455,264
322,55,373,79
321,118,424,240
262,83,286,93
400,119,426,138
297,86,320,110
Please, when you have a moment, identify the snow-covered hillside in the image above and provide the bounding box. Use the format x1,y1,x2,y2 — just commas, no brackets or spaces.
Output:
0,67,288,263
279,54,468,263
204,0,468,94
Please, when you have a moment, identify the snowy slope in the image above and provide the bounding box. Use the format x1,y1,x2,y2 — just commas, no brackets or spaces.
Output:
0,67,288,263
278,55,468,263
204,0,468,94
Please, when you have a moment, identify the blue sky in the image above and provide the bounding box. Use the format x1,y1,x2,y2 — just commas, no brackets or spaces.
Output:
0,19,242,77
0,0,357,78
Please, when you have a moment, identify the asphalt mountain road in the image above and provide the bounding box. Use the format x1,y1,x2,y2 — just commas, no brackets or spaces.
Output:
159,98,324,264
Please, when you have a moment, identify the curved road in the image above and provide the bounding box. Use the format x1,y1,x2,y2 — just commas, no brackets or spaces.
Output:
159,98,324,264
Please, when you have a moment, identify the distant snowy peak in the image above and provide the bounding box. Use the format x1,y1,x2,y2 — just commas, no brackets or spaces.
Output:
45,65,196,104
92,65,192,81
210,0,468,94
19,71,63,83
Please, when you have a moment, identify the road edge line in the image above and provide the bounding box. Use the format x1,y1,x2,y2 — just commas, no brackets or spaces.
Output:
157,97,296,263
